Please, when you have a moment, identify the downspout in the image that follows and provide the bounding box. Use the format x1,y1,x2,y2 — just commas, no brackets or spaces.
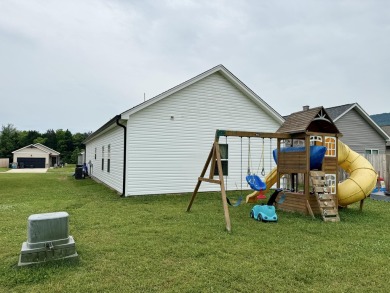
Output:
116,115,127,197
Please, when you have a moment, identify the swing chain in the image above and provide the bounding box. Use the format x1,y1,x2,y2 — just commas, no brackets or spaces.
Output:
260,138,266,176
247,137,251,175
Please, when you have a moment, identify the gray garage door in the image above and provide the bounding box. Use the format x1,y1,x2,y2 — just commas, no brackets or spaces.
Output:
17,158,45,168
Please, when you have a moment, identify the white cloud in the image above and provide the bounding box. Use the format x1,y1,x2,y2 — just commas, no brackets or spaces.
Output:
0,0,389,132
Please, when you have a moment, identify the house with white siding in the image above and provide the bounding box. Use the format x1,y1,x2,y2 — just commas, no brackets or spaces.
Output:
325,103,390,154
83,65,284,196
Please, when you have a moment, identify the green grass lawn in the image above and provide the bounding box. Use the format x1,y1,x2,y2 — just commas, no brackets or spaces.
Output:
1,167,390,292
0,167,9,172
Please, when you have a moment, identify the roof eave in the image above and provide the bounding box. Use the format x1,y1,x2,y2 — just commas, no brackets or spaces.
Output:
12,144,35,154
330,104,356,122
83,115,124,144
353,104,390,140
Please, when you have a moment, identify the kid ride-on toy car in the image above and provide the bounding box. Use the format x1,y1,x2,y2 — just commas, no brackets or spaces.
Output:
250,205,278,222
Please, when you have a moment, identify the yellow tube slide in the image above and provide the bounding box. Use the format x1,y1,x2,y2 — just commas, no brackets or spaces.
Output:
246,167,277,203
337,141,377,206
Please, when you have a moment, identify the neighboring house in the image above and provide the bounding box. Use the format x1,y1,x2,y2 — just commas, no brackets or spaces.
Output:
370,113,390,154
380,126,390,154
83,64,284,196
381,125,390,135
325,103,390,155
12,143,60,168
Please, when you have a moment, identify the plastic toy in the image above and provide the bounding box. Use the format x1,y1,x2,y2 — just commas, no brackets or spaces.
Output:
250,205,278,222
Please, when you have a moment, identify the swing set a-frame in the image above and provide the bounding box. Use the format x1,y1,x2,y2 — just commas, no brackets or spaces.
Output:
186,129,289,232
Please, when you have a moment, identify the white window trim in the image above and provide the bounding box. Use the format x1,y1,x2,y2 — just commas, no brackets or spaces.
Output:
365,149,379,154
310,136,323,144
325,136,336,157
325,174,337,194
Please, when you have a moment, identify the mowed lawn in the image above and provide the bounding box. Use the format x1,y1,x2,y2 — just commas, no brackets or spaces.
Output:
1,166,390,292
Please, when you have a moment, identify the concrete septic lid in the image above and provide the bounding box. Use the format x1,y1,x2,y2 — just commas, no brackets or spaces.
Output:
19,211,78,266
28,211,69,221
28,212,69,247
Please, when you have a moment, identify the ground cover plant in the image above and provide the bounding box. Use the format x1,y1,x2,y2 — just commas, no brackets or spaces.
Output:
1,166,390,292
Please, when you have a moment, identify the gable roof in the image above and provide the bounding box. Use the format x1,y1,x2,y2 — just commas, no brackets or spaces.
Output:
325,103,390,141
84,64,284,143
277,106,340,134
120,64,284,122
12,143,60,155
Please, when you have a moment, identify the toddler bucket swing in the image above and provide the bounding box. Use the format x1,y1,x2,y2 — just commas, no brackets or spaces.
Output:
245,138,267,199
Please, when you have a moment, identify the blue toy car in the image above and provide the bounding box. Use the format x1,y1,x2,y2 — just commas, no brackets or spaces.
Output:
250,205,278,222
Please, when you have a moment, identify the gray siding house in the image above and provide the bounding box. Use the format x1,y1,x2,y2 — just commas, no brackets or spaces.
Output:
325,103,390,154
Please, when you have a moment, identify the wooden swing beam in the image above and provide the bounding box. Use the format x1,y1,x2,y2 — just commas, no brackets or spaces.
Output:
187,129,290,232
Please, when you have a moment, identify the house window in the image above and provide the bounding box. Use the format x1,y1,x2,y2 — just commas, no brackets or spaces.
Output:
285,139,305,147
95,148,97,160
325,137,336,157
325,174,336,194
214,144,228,176
102,146,104,171
365,149,379,154
293,139,305,147
107,144,111,173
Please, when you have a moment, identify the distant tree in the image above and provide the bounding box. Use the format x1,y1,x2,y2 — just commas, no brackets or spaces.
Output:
0,124,19,160
70,147,81,164
56,129,74,163
56,129,67,162
33,137,48,145
16,131,28,149
43,129,57,150
72,132,89,149
25,130,41,145
0,124,90,164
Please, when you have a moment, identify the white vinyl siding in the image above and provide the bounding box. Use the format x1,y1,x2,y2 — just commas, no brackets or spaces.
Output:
85,126,124,193
125,72,281,196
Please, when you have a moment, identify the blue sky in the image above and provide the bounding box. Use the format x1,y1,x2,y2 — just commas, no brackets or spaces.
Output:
1,0,389,133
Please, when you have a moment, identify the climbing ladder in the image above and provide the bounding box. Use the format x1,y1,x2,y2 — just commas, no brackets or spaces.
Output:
310,171,340,222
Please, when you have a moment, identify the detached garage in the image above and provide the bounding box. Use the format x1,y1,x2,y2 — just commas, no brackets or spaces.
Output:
12,143,60,168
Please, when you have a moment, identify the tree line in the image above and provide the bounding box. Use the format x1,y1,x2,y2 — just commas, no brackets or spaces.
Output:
0,124,91,164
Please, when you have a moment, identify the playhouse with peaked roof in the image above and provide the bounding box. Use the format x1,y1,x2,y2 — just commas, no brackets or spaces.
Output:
273,106,341,221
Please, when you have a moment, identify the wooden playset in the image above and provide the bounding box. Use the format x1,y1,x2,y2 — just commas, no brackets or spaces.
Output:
187,107,342,232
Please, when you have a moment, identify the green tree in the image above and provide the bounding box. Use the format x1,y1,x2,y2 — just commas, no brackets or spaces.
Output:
70,147,81,164
56,129,74,163
33,137,48,145
73,132,89,149
1,124,90,164
43,129,57,151
0,124,19,160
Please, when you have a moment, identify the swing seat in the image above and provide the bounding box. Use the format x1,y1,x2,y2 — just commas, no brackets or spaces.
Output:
246,174,267,191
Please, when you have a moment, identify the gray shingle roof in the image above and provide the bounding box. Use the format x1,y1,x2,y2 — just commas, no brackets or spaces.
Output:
324,103,354,120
